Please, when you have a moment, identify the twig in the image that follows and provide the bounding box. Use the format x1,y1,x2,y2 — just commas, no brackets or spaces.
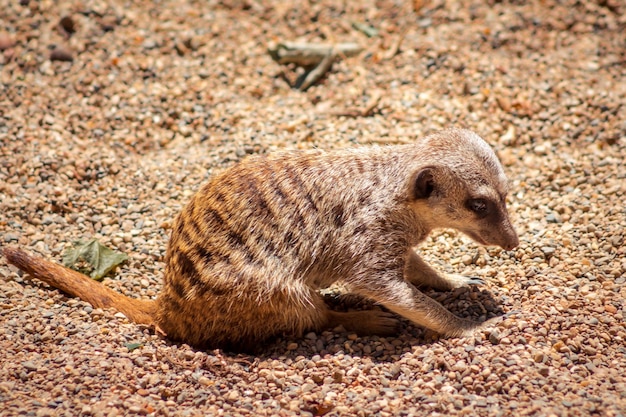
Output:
268,42,363,67
331,91,382,118
298,48,335,91
268,41,364,91
381,30,406,61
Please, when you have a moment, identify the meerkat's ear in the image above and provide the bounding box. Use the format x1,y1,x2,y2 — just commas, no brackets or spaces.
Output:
413,166,436,199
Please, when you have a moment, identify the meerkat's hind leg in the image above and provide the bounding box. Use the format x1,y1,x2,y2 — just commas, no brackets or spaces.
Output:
405,249,484,291
316,283,400,336
324,309,400,336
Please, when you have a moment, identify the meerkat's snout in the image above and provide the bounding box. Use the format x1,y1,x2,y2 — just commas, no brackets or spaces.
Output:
458,197,519,251
502,237,519,251
460,223,518,251
495,219,519,251
501,220,519,250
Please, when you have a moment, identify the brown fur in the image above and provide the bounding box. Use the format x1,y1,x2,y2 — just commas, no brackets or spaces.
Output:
3,129,518,351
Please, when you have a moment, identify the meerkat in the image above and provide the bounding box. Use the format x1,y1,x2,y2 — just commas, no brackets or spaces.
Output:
3,128,519,351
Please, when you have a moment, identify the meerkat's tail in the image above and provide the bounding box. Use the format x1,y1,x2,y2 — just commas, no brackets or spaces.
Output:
2,247,156,326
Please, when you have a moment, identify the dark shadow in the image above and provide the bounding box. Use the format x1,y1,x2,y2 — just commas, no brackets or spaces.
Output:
192,284,505,365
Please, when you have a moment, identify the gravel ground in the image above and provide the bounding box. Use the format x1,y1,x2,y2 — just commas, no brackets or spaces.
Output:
1,0,625,416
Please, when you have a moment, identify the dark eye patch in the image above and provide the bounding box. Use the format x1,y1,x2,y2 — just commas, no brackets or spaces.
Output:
466,198,490,218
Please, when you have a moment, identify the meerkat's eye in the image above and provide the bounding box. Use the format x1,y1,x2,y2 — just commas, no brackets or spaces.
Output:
466,198,489,217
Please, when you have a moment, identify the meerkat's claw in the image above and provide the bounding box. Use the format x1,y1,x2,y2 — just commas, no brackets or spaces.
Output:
444,274,485,288
462,276,485,286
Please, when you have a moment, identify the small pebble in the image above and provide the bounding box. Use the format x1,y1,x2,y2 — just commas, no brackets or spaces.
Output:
4,233,19,242
59,16,76,35
546,213,560,223
50,47,73,62
22,361,38,372
0,32,13,50
461,255,473,265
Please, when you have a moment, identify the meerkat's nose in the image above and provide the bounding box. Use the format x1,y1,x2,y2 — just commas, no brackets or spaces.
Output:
503,232,519,251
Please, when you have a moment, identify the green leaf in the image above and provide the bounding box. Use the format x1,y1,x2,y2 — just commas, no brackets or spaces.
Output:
125,342,143,351
62,239,129,281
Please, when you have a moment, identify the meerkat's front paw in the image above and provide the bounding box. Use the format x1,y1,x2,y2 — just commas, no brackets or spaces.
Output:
460,310,521,339
444,273,485,289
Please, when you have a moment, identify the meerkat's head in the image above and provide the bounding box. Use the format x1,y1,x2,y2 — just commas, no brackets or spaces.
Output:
409,129,519,250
